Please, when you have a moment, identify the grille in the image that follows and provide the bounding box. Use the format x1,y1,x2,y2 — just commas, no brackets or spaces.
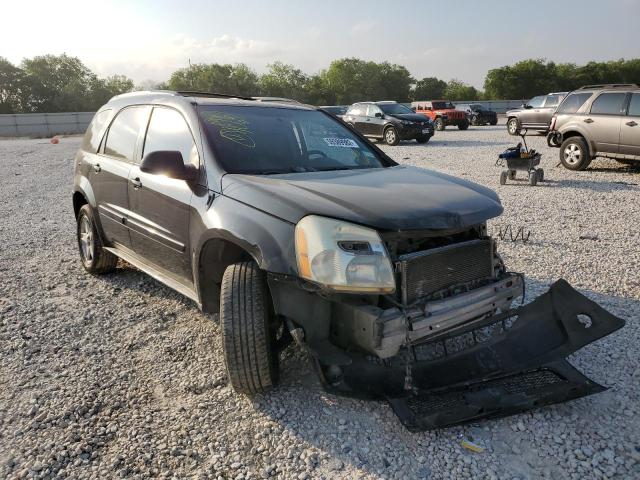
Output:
398,239,494,304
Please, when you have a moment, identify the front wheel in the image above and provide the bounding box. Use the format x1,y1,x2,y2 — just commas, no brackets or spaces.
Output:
434,117,445,131
490,119,498,126
77,205,118,274
458,120,469,130
559,137,591,171
416,135,430,144
384,127,400,146
507,118,519,135
220,261,279,395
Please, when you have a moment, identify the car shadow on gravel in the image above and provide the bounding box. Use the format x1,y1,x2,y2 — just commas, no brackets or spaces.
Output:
247,277,638,479
404,139,510,148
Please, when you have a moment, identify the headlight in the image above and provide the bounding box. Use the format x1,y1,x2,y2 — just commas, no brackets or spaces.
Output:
401,120,413,126
295,215,395,294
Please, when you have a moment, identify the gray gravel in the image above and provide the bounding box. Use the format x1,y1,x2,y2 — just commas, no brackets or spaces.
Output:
1,123,639,480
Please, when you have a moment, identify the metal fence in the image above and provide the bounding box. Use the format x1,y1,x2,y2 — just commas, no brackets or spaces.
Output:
0,112,95,138
0,100,527,138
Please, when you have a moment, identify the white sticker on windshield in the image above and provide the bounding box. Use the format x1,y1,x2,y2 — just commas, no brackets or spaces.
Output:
323,138,359,148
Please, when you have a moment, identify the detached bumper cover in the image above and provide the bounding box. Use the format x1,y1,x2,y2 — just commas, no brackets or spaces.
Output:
316,279,624,430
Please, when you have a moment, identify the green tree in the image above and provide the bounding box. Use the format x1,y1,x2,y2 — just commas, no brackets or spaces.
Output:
167,63,259,96
484,59,559,100
259,62,308,100
443,79,479,101
412,77,447,100
0,57,27,113
20,54,98,112
88,74,135,110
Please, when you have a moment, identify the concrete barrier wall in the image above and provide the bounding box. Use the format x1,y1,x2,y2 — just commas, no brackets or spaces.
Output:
0,112,95,138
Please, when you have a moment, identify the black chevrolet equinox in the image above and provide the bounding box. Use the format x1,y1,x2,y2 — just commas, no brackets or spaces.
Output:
72,90,623,430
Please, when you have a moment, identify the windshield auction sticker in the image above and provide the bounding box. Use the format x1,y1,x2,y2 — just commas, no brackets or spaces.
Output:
323,138,359,148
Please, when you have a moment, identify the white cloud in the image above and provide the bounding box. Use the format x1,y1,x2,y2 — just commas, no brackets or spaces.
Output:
350,20,378,35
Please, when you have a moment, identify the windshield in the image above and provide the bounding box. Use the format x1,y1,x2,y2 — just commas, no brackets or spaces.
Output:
379,103,414,115
431,101,455,109
322,106,347,115
470,104,483,110
199,105,387,174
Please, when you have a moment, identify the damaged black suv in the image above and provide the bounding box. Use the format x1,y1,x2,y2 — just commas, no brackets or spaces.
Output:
73,91,623,430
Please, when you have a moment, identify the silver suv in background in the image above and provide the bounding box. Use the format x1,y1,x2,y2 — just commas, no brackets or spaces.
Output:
506,92,567,135
547,84,640,170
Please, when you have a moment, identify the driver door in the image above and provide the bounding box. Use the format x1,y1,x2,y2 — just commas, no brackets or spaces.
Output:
520,95,545,127
127,106,200,284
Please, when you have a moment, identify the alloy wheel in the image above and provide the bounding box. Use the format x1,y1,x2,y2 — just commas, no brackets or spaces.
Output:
79,215,94,263
563,143,582,165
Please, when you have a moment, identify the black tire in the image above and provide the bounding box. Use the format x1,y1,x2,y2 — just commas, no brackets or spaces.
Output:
500,171,508,185
528,171,538,186
434,117,445,131
383,126,400,146
220,261,279,395
77,205,118,274
471,115,480,126
508,170,517,180
559,136,591,171
537,168,544,182
458,120,469,130
490,119,498,126
507,118,519,135
416,135,430,144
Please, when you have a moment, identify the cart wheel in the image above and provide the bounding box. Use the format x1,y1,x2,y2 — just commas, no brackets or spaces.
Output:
500,171,508,185
537,168,544,182
528,171,538,186
508,170,517,180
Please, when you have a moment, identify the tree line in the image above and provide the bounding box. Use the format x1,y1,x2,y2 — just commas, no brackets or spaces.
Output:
1,54,639,114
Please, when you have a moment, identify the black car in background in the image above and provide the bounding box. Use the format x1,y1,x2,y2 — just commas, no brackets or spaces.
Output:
319,105,348,119
456,103,498,126
343,101,434,145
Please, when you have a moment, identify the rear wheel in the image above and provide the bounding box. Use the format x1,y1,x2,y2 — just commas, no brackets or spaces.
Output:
528,171,538,186
76,205,118,274
537,168,545,182
458,120,469,130
560,137,591,171
220,261,279,395
384,126,400,146
507,118,519,135
500,171,508,185
434,117,445,131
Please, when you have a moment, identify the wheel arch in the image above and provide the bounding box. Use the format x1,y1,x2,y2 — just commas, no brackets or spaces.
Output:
561,130,593,157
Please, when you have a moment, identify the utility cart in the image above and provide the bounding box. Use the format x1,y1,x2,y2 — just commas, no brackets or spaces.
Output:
497,129,544,186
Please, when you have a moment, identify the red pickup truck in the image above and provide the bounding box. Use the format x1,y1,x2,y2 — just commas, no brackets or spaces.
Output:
411,100,469,131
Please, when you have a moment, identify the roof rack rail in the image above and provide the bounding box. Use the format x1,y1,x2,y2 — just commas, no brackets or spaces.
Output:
176,91,255,101
578,84,638,89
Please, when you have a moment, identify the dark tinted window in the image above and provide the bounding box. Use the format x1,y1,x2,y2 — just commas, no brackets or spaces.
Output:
556,92,592,114
347,104,366,116
379,103,414,115
431,101,447,109
82,109,112,153
590,93,627,115
104,106,149,161
143,107,199,166
199,105,386,174
322,106,347,115
628,93,640,116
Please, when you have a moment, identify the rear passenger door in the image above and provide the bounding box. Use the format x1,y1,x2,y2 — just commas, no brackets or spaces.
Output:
619,92,640,157
127,106,200,284
93,105,150,249
583,92,625,154
366,104,385,137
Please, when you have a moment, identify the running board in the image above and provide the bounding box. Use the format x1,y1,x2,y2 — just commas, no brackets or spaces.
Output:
104,246,200,305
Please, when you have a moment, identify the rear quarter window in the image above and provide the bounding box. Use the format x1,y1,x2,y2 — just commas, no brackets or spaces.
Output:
81,109,112,153
556,92,592,114
589,92,627,115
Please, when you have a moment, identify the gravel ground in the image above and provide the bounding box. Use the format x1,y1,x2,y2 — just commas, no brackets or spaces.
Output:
0,123,639,480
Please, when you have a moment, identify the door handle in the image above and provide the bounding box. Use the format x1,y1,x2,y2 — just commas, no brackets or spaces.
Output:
130,177,142,188
93,163,101,172
584,118,594,124
626,121,638,127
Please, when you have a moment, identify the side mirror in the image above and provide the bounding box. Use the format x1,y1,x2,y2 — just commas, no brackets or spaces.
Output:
140,150,198,181
374,112,384,118
411,107,416,112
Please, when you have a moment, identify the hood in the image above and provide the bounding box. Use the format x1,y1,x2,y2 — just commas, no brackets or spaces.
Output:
389,113,432,123
221,165,503,231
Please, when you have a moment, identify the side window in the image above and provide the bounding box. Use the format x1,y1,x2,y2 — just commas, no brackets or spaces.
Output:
366,105,382,117
590,93,627,115
82,109,112,153
348,105,366,116
627,93,640,117
526,96,545,108
544,95,560,108
104,106,149,161
143,107,199,166
556,92,592,114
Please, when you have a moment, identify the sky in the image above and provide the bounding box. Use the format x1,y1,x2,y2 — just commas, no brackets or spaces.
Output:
2,0,639,88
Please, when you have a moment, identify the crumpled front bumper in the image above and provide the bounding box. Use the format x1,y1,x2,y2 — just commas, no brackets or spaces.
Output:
313,279,624,430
